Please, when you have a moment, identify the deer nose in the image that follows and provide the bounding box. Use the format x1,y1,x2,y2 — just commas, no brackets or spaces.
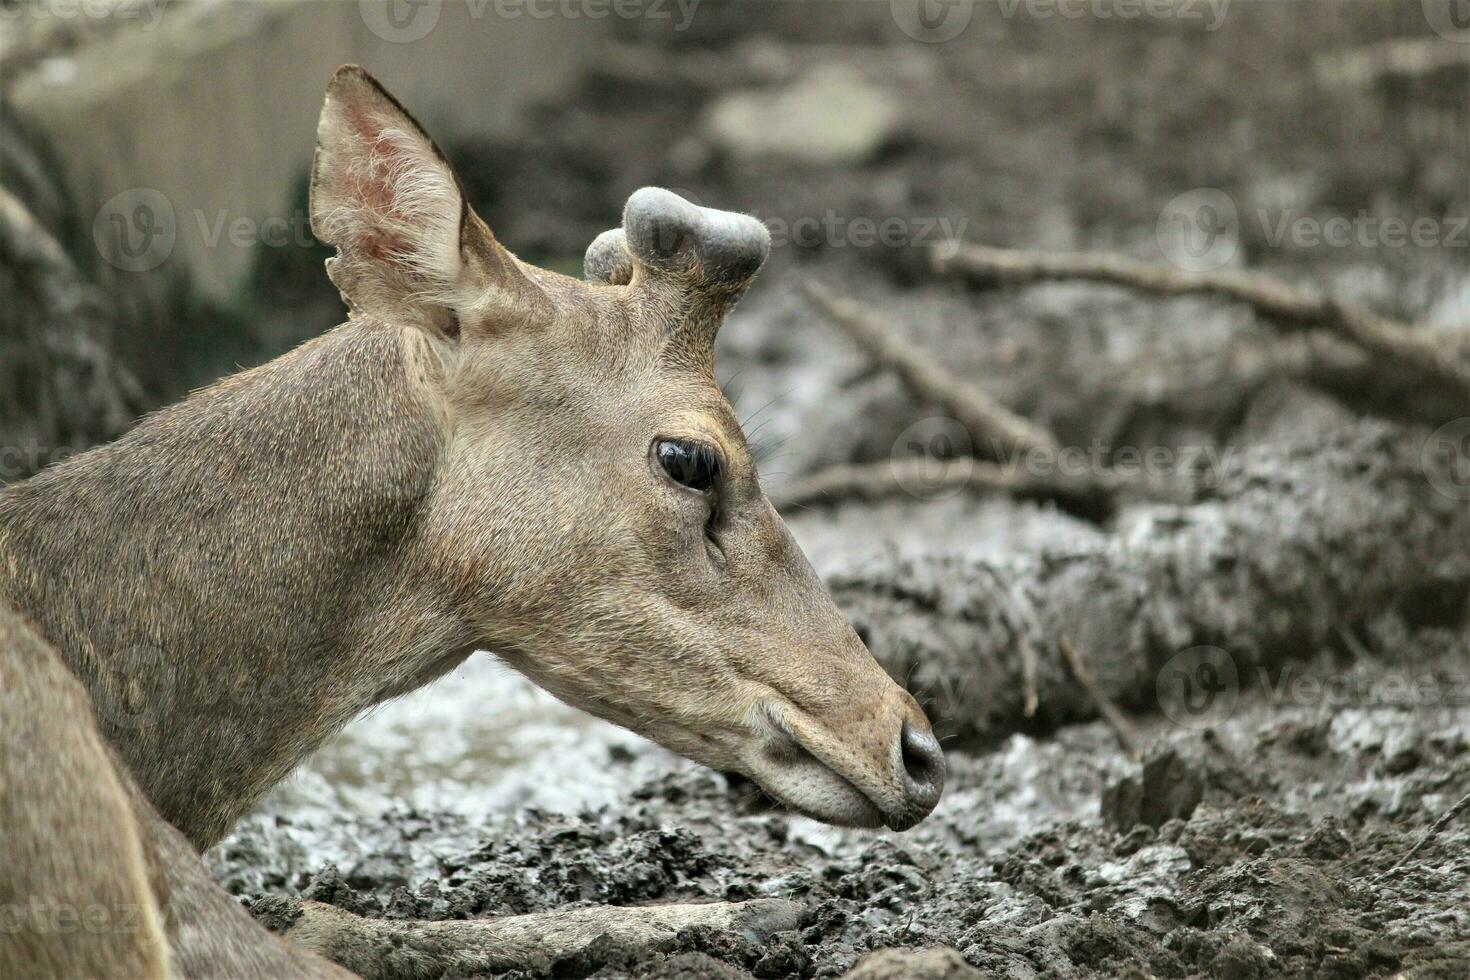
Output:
897,719,945,816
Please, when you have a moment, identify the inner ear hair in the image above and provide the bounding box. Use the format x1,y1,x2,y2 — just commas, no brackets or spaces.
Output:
309,65,514,335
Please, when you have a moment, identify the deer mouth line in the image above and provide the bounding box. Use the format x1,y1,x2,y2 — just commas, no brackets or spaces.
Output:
750,703,905,830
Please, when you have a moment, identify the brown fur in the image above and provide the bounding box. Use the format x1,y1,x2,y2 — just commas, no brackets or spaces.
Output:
0,608,171,979
0,66,941,976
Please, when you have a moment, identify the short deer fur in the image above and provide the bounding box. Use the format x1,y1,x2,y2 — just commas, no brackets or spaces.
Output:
0,66,943,977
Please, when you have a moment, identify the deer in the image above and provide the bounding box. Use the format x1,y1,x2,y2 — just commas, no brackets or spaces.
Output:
0,66,944,978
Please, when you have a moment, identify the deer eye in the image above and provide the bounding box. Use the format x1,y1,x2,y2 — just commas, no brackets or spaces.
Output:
656,439,721,493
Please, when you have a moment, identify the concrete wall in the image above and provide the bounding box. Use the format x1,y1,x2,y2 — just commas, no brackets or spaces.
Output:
9,1,609,299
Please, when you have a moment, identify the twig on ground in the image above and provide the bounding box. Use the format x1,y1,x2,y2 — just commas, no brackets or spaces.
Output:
930,242,1470,407
1058,636,1141,760
1377,789,1470,880
977,564,1043,719
803,281,1061,459
1020,639,1040,718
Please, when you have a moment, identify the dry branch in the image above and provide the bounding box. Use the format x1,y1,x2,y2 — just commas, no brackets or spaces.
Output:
277,898,805,979
1378,789,1470,880
797,281,1162,515
803,281,1061,459
1059,636,1141,760
930,241,1470,408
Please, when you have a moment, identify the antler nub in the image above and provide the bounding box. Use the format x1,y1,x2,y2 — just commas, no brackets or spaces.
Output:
584,188,770,295
584,229,635,286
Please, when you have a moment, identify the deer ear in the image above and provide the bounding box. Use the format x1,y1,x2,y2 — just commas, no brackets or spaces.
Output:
309,65,517,334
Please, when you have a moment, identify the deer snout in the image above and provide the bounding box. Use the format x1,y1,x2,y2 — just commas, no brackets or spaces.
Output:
874,708,946,830
751,687,945,832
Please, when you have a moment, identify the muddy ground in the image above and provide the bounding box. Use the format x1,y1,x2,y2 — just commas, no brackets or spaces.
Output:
213,645,1470,979
122,2,1467,977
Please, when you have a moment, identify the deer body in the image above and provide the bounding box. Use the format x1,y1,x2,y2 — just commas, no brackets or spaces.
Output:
0,66,942,978
0,322,464,849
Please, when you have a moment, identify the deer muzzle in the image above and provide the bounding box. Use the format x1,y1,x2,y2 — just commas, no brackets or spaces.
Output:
750,689,946,832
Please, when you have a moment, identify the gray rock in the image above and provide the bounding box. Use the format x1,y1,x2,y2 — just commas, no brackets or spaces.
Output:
703,64,901,166
1101,749,1206,831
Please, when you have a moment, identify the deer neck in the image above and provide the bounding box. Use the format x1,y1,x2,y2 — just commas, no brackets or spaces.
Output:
0,319,472,849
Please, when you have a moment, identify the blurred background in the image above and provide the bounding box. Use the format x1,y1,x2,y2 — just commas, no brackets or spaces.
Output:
3,2,1469,975
5,0,1466,481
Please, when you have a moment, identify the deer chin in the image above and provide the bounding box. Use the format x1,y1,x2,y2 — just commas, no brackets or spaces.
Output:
741,740,889,830
739,703,921,832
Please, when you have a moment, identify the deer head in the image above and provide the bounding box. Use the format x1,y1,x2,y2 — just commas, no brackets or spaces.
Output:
310,66,943,830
